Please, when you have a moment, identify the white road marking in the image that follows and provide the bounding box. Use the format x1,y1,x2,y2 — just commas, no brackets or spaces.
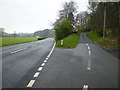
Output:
47,54,50,58
38,67,43,71
87,46,90,50
87,67,91,71
27,80,35,87
37,43,56,71
10,47,28,54
49,51,52,54
44,60,47,63
51,42,56,52
48,52,52,56
88,50,91,55
46,57,48,60
87,58,91,71
47,42,56,58
26,42,56,87
86,44,88,46
83,85,88,90
41,63,45,66
33,72,40,78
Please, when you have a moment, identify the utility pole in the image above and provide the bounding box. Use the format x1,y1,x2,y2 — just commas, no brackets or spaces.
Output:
103,0,106,39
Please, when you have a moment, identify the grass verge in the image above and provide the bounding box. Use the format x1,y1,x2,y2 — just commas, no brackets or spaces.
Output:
56,33,81,48
87,31,120,47
0,37,45,47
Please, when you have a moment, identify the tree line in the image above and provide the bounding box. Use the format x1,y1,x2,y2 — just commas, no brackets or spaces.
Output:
87,1,120,42
54,0,120,43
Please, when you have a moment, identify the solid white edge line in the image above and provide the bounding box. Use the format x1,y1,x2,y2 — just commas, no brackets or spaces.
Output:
27,80,35,87
47,42,56,58
47,54,50,58
83,85,88,90
33,72,40,78
38,67,43,71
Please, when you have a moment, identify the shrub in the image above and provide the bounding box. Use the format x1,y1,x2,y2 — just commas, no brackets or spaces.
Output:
96,30,103,36
38,37,46,40
55,18,73,40
83,28,91,32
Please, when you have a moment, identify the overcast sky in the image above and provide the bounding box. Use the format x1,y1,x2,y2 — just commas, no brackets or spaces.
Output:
0,0,89,33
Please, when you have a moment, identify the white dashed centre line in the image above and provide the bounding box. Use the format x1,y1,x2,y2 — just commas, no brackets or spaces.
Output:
33,72,40,78
41,63,45,67
87,58,91,71
86,44,88,45
10,47,28,54
44,60,47,63
46,57,48,60
38,67,43,71
83,85,88,90
27,80,35,87
87,46,90,50
86,44,92,71
26,42,56,88
87,67,91,71
88,50,91,55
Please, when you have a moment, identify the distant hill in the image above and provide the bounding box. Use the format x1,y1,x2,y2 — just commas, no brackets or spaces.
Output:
2,32,34,37
3,32,9,36
34,29,54,38
18,33,34,37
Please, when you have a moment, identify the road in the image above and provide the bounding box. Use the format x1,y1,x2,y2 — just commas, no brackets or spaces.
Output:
2,38,55,88
32,33,118,88
2,33,118,89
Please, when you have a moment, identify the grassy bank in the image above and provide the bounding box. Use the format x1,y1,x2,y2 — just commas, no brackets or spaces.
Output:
87,31,120,47
0,37,45,47
56,33,80,48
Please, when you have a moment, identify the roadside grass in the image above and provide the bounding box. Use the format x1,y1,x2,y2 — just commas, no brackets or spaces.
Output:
0,37,45,47
0,38,2,47
87,31,120,47
56,32,81,48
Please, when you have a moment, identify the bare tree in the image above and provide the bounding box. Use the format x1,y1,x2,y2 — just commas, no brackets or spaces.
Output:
56,1,77,26
76,11,89,28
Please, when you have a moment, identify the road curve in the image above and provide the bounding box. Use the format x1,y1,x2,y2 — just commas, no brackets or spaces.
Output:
2,38,55,88
2,33,118,89
32,33,118,88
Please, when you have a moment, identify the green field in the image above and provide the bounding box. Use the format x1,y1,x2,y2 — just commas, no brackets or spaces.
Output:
56,33,80,48
0,37,39,47
87,31,120,47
